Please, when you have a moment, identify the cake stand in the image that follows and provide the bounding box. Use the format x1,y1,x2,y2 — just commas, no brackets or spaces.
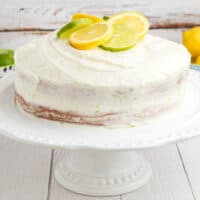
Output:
0,70,200,196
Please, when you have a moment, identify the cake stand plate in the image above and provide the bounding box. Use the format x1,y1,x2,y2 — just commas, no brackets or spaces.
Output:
0,70,200,196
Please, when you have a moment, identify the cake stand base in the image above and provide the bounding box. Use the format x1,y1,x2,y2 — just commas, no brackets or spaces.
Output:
55,150,152,196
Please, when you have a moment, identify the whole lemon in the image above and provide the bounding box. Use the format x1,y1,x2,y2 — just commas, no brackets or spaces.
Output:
196,56,200,65
183,27,200,58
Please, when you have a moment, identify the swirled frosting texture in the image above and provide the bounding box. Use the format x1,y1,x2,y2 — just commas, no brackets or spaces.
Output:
15,32,190,87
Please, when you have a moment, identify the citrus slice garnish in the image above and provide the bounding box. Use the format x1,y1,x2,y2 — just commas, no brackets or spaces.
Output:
0,49,14,67
72,13,104,23
100,12,150,51
57,18,93,39
69,22,113,50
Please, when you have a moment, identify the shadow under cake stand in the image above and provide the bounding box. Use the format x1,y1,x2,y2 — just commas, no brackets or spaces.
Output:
0,71,200,196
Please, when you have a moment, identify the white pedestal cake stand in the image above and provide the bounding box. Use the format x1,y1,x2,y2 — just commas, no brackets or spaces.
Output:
0,71,200,196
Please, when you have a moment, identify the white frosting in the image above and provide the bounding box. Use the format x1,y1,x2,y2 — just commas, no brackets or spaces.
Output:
14,32,191,121
15,32,190,86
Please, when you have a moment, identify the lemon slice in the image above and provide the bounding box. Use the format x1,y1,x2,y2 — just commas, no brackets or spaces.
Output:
69,22,113,50
100,12,150,51
0,49,14,67
57,18,93,39
72,13,103,23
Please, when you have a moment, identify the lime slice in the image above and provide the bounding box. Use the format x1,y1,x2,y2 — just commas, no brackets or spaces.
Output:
0,49,14,67
57,18,93,39
100,25,139,51
100,12,149,52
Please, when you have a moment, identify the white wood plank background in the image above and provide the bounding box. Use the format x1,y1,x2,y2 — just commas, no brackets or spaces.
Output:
123,146,194,200
1,0,200,30
0,135,52,200
1,0,200,199
178,138,200,200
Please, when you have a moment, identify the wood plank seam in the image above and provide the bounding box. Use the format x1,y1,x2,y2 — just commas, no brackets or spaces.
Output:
0,25,198,33
176,144,196,200
0,28,54,32
46,149,55,200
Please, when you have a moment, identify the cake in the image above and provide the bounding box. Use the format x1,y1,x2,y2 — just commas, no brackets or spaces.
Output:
14,12,191,126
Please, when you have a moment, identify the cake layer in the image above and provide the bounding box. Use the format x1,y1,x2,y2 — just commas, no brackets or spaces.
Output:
15,69,187,115
15,92,180,126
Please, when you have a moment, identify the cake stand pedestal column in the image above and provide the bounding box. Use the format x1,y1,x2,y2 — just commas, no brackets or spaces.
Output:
55,150,152,196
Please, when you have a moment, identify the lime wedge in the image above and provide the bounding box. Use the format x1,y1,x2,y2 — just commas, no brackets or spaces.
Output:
0,49,14,67
57,18,93,39
103,16,110,21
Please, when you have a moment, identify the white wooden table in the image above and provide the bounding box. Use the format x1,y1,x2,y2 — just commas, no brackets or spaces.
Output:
1,0,200,199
